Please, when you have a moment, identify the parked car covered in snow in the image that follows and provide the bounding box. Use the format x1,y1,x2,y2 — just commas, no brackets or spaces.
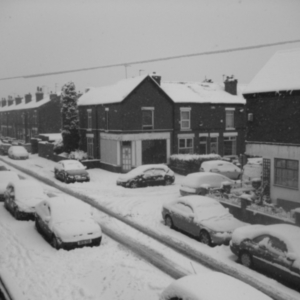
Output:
160,271,271,300
0,141,11,155
230,224,300,284
116,164,175,188
162,195,247,246
242,157,263,185
180,172,233,196
222,154,241,167
35,196,102,250
199,159,242,180
0,171,20,201
4,180,48,220
54,159,90,183
8,145,29,160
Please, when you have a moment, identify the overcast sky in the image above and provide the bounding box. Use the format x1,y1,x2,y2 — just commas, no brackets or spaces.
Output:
1,0,300,98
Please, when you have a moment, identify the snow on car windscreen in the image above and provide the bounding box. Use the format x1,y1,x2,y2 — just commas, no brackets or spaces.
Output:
15,183,44,199
11,147,27,154
64,161,85,171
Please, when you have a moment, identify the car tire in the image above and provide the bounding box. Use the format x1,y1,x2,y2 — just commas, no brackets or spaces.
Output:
130,181,138,188
199,230,212,246
35,220,42,233
51,235,60,250
164,215,174,229
13,207,21,220
165,178,173,186
239,251,253,268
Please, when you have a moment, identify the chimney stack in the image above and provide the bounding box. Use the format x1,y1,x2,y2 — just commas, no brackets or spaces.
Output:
1,98,7,107
224,75,237,96
8,96,14,106
15,96,22,105
36,86,44,102
25,93,32,104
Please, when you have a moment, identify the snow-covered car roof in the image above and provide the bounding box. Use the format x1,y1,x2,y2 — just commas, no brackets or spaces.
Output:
202,159,237,167
231,224,300,253
160,271,272,300
8,180,45,200
181,172,232,188
40,196,94,223
9,145,28,154
0,171,20,193
117,164,173,180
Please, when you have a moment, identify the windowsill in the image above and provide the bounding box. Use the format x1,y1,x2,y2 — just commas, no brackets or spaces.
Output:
180,128,192,131
225,128,235,130
274,184,298,191
87,128,92,131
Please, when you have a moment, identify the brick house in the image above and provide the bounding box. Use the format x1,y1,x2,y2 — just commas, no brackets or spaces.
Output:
0,88,61,143
78,74,246,173
243,48,300,210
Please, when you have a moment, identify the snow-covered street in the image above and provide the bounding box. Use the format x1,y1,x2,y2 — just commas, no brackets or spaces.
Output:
0,154,300,300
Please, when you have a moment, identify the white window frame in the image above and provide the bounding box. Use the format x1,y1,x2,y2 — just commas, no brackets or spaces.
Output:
180,107,191,130
87,136,94,158
225,108,235,129
178,134,194,154
142,107,154,130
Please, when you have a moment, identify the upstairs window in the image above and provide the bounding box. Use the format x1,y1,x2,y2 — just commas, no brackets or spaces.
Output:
225,108,235,129
142,107,154,130
180,108,191,130
275,158,298,189
87,109,92,129
33,110,37,125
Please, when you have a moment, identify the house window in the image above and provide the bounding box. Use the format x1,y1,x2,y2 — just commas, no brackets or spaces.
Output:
142,108,154,130
87,109,92,129
31,127,38,137
87,137,94,158
199,137,207,154
225,109,235,129
33,110,37,126
178,138,193,154
224,136,236,155
210,137,218,154
180,108,191,130
275,159,298,189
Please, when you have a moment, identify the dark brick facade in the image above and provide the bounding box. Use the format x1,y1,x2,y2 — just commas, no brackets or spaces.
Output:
244,90,300,143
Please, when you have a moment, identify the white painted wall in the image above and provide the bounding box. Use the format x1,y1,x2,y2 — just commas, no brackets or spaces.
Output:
246,143,300,205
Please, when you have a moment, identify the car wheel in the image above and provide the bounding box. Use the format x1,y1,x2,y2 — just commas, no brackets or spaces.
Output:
165,178,173,186
164,215,174,229
239,251,253,268
237,174,242,180
63,174,69,184
51,235,60,250
13,207,21,220
35,220,42,233
199,230,212,246
130,181,138,188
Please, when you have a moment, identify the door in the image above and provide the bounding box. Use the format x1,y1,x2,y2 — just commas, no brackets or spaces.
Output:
122,141,132,172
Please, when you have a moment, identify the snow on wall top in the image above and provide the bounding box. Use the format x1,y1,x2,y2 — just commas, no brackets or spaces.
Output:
77,75,149,106
77,74,246,106
244,48,300,94
161,81,245,104
0,93,55,112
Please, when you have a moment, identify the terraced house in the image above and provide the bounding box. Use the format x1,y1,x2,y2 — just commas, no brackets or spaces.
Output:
0,88,61,143
78,73,246,173
244,48,300,210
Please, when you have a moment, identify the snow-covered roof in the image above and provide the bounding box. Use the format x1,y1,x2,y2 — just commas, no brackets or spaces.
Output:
0,93,53,112
78,74,246,106
78,75,150,106
244,48,300,94
161,81,246,104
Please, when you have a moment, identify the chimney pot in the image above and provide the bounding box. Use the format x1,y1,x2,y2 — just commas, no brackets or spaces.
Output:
224,76,238,95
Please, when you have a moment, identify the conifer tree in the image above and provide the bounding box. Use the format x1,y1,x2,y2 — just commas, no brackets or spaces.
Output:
60,82,80,153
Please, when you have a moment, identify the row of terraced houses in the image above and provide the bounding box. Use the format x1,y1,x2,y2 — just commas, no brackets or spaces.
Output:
1,48,300,210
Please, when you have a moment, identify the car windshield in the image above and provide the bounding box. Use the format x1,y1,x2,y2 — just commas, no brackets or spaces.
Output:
64,161,85,170
194,205,229,220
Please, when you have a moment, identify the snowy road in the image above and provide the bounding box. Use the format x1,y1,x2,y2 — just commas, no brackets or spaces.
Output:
1,155,300,300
